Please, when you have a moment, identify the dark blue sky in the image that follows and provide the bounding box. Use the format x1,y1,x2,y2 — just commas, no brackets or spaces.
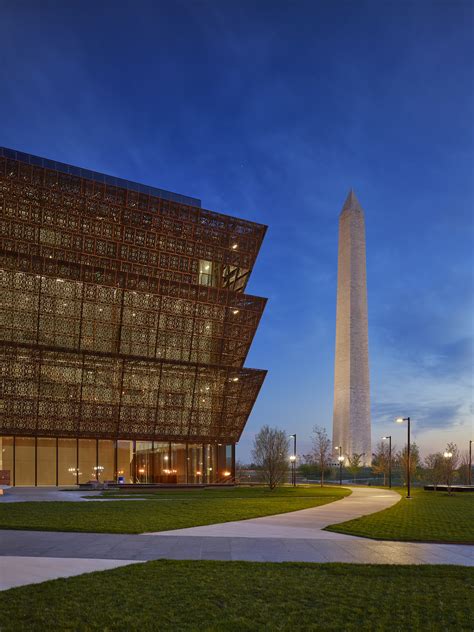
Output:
1,1,472,460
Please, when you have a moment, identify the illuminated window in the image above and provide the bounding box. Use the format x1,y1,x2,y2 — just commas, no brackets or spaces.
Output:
198,260,214,287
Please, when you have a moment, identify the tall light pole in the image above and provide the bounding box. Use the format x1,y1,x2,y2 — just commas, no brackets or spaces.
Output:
338,455,344,485
289,434,296,487
396,417,411,499
469,440,472,487
382,436,392,489
335,445,343,485
443,450,453,489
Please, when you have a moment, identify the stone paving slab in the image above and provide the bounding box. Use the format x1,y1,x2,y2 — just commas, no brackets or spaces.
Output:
0,531,472,567
0,556,140,590
0,486,472,591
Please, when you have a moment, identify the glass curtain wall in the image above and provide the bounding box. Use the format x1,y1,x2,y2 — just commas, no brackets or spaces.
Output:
78,439,97,483
204,444,217,484
152,442,170,483
135,441,153,483
171,443,187,484
58,438,78,485
0,436,14,485
0,437,234,486
117,440,133,483
98,440,115,482
37,437,56,485
188,443,203,484
15,437,35,485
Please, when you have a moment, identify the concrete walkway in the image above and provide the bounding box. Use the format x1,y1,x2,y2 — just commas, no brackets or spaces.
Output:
146,486,400,538
0,487,472,591
0,556,140,591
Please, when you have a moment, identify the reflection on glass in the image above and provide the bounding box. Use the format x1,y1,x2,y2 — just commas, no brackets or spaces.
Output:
135,441,153,483
15,437,35,486
58,438,77,485
0,437,14,485
171,443,187,484
78,439,97,484
204,444,217,484
98,440,115,482
152,442,170,483
188,443,203,484
117,440,133,483
37,437,56,486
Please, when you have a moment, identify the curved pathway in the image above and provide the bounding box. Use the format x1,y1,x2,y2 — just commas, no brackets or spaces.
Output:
0,487,472,591
146,486,400,538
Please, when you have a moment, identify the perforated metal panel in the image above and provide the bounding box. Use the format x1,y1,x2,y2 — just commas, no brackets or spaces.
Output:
0,153,267,444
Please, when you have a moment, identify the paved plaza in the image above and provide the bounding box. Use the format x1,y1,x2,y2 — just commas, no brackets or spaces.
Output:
0,486,472,591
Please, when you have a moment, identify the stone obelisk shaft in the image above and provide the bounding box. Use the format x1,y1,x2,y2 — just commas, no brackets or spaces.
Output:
332,190,371,466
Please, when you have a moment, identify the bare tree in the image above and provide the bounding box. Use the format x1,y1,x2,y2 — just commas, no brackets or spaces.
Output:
442,442,460,496
424,453,444,491
346,453,364,482
251,425,289,490
311,426,332,487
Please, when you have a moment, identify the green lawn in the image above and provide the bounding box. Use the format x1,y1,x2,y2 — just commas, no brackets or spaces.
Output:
0,486,350,534
326,487,474,543
0,560,472,631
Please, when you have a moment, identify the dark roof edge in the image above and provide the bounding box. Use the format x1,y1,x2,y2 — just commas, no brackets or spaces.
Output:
0,146,202,208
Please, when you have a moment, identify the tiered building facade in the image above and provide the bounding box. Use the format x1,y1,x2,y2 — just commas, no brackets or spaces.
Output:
0,147,267,485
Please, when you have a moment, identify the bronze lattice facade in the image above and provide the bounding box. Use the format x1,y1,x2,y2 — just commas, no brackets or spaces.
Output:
0,147,267,485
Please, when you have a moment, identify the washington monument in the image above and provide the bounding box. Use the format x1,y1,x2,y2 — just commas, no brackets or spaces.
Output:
332,190,371,466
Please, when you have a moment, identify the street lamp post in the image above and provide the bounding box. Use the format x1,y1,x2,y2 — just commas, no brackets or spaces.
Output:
469,440,472,487
335,445,343,485
338,455,344,485
382,436,392,489
443,450,453,488
289,434,297,487
396,417,411,499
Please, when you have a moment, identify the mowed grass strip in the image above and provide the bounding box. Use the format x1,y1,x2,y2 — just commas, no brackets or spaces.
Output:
326,487,474,543
0,560,472,631
0,486,350,534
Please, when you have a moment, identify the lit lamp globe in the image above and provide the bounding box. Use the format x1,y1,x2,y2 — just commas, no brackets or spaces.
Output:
444,451,453,459
289,455,296,462
338,456,344,462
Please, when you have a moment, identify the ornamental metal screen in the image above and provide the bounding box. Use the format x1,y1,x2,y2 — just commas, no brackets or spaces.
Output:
0,150,267,445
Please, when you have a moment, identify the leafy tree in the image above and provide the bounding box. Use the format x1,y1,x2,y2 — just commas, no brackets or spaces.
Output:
442,442,460,496
299,453,332,481
423,453,444,490
346,453,364,482
310,426,332,487
458,450,472,485
372,441,395,486
396,443,420,486
251,425,289,490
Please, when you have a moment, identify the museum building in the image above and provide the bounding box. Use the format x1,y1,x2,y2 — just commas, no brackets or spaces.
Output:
0,147,267,486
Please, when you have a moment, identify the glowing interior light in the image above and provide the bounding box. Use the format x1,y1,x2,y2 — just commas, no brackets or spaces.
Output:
223,471,231,476
231,244,238,250
232,309,239,314
232,377,239,382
